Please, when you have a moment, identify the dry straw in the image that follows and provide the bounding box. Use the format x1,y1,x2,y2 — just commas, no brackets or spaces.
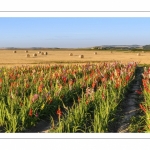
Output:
44,52,48,55
79,55,84,58
33,53,37,57
26,54,30,57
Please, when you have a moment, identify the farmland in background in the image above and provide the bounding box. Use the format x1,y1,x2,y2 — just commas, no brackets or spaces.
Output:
0,49,150,67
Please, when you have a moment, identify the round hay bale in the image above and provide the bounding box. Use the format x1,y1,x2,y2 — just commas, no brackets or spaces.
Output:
111,51,113,53
79,55,84,58
26,54,30,57
41,52,44,55
33,53,37,57
38,51,41,54
142,51,145,53
13,51,16,53
44,52,48,55
25,50,28,53
137,53,141,56
69,53,73,56
94,52,97,55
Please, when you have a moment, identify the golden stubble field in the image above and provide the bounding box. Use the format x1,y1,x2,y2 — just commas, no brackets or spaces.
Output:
0,49,149,67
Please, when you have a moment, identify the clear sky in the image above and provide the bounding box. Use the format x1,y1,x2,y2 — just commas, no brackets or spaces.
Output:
0,17,150,48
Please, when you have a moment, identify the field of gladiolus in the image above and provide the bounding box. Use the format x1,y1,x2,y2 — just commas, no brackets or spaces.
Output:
138,66,150,132
0,61,140,132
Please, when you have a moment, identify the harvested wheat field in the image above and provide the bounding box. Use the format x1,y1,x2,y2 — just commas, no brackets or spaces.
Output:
0,49,149,67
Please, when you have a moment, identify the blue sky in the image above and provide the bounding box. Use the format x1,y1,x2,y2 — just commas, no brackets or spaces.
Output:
0,17,150,48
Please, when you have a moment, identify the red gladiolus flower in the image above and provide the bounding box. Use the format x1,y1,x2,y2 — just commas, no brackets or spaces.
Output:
142,79,147,85
101,77,106,82
0,78,2,84
126,75,130,82
92,82,96,89
39,77,43,81
26,83,29,88
57,108,62,116
84,76,88,81
86,100,89,105
38,85,43,93
139,104,146,113
29,108,33,116
62,77,67,83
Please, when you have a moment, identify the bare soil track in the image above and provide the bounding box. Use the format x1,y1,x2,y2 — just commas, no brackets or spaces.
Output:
111,66,144,133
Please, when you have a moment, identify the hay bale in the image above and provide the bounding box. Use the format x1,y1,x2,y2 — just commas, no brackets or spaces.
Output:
25,50,28,53
142,51,145,53
44,52,48,55
94,52,97,55
38,51,41,54
69,53,73,56
26,54,30,57
13,51,16,53
33,53,37,57
41,52,44,55
111,51,113,53
79,55,84,58
137,53,141,56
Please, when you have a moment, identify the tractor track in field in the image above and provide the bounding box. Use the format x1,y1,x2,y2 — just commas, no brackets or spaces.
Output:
115,66,144,133
23,119,51,133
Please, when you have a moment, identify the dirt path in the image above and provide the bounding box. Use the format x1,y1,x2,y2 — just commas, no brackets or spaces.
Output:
23,119,51,133
116,66,143,132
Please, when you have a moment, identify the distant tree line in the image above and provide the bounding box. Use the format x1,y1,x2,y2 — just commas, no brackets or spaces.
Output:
143,45,150,50
93,46,130,50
